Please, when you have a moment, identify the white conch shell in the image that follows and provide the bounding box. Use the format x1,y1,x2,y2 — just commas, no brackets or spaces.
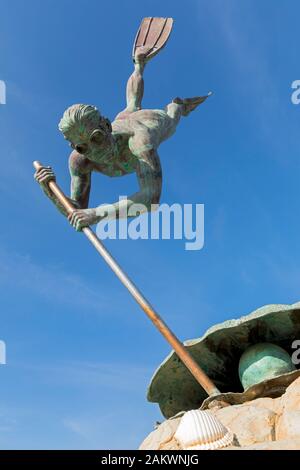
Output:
174,410,233,450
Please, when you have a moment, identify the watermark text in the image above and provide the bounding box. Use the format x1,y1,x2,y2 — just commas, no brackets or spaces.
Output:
0,80,6,104
0,340,6,365
96,198,204,251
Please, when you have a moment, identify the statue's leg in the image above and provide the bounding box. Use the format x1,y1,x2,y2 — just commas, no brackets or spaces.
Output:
125,62,145,112
170,94,212,116
152,104,182,143
115,63,145,120
159,94,211,142
165,102,182,121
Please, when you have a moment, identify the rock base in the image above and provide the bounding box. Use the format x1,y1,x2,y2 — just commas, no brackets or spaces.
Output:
140,377,300,450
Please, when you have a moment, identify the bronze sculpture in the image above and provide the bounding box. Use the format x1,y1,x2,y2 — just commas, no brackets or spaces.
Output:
33,18,219,402
34,17,211,231
33,19,299,420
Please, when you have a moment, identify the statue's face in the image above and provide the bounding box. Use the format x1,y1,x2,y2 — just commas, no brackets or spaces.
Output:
66,124,114,162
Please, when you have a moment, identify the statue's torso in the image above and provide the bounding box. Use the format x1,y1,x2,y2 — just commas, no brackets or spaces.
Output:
91,124,137,177
92,143,137,177
75,108,170,178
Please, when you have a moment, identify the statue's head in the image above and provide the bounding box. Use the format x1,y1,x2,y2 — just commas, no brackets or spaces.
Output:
58,104,113,159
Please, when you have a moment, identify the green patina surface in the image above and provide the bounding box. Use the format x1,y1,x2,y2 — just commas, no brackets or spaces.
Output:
34,18,211,232
238,342,296,390
147,302,300,418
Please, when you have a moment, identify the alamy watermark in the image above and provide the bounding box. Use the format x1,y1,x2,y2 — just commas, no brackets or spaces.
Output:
0,80,6,104
291,80,300,104
96,198,204,251
292,339,300,365
0,340,6,365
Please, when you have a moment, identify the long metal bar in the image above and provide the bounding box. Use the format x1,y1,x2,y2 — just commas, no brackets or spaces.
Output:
33,160,220,397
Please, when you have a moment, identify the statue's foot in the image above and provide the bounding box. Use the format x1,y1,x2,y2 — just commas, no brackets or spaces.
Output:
133,46,153,65
133,17,173,64
173,92,213,116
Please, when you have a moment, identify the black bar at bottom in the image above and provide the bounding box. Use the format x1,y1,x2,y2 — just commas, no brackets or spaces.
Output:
0,450,298,465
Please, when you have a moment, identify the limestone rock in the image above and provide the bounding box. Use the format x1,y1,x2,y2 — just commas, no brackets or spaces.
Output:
139,417,181,450
243,396,281,415
280,377,300,412
140,377,300,450
212,404,276,446
232,438,300,450
276,411,300,440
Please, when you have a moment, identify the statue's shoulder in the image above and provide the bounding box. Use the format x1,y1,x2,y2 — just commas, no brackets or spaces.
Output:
112,117,134,137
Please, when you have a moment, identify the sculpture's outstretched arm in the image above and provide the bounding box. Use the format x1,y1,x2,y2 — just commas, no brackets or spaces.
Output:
68,152,92,208
34,164,81,217
92,146,162,221
133,146,162,210
69,169,91,209
67,145,162,231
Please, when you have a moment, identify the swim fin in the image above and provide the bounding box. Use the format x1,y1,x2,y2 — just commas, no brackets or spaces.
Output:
173,92,213,116
132,17,174,63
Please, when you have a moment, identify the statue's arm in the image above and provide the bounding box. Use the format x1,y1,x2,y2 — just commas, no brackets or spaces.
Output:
67,139,162,230
69,153,91,209
130,145,162,210
93,140,162,221
34,154,91,218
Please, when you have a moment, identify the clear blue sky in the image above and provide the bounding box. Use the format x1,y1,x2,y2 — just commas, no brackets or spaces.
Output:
0,0,300,449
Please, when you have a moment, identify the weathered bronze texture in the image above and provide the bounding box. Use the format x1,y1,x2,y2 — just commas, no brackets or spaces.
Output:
148,302,300,418
34,17,211,232
33,19,218,403
238,342,296,390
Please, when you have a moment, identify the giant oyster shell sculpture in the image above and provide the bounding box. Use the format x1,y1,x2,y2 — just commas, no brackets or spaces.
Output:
174,410,233,450
147,302,300,418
